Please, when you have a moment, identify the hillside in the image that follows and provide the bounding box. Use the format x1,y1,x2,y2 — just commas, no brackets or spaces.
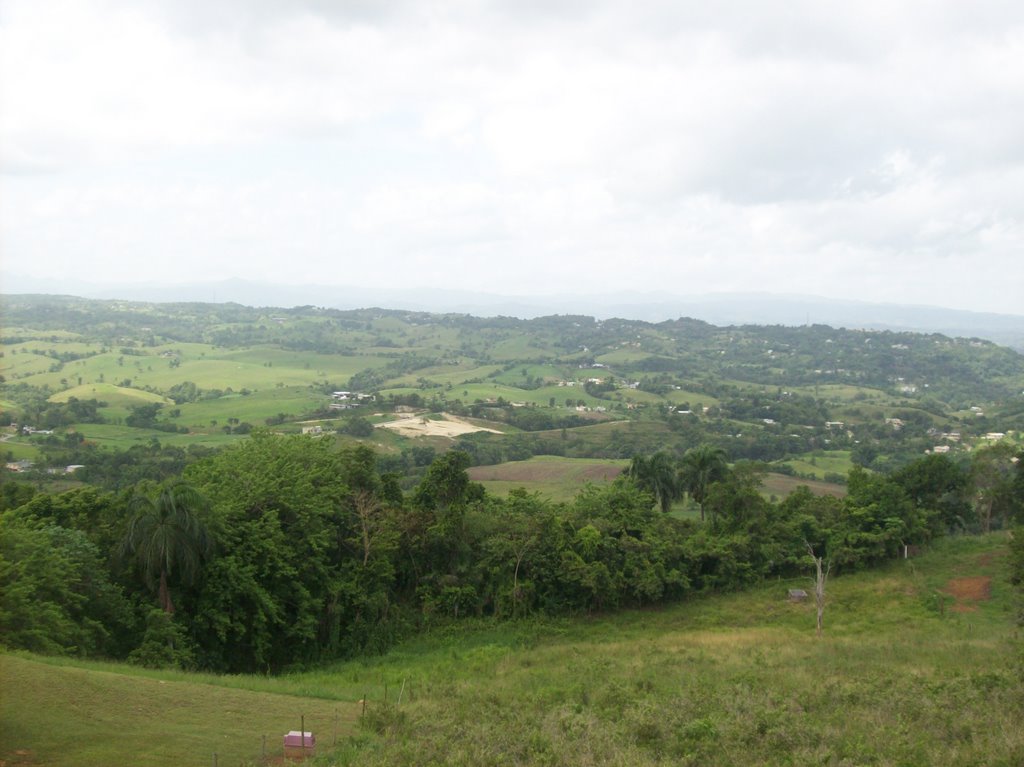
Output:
2,294,1022,490
2,533,1019,766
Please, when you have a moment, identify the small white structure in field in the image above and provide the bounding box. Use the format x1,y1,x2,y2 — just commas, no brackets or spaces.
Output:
283,731,315,758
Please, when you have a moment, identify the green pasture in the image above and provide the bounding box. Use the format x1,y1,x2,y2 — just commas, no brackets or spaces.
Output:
4,338,389,394
74,423,244,450
0,328,85,341
3,534,1018,766
419,364,505,387
488,334,557,360
165,387,328,429
1,439,41,461
48,383,169,407
790,383,889,402
594,348,656,365
525,385,613,408
605,388,664,406
1,349,54,379
779,450,854,480
489,364,568,386
664,387,719,407
381,362,500,390
830,402,888,423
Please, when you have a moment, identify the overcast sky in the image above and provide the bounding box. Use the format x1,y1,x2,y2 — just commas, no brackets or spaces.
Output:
2,0,1023,315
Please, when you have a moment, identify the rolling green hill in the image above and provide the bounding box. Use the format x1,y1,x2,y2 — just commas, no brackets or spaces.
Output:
2,294,1022,489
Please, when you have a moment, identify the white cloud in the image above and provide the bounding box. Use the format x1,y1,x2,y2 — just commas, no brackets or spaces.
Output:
2,0,1023,314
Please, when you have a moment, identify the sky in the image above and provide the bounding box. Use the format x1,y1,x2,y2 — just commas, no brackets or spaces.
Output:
1,0,1023,315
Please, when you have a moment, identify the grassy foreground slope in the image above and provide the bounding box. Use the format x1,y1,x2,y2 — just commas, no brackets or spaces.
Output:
2,534,1021,766
340,534,1021,766
0,657,360,766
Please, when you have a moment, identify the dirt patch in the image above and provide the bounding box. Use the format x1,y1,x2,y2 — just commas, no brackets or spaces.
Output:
0,750,38,767
468,460,624,483
375,413,503,438
944,576,992,612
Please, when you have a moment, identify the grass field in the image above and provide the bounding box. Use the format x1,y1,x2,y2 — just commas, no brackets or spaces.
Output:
48,383,170,407
166,387,327,430
73,423,245,450
1,338,388,395
780,450,854,480
0,655,360,767
2,534,1019,766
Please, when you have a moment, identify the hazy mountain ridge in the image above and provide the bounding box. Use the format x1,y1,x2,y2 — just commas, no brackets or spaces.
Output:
2,274,1021,350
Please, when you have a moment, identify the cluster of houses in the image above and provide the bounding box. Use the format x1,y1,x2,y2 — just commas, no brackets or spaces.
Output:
4,460,84,474
925,430,1012,455
328,391,375,410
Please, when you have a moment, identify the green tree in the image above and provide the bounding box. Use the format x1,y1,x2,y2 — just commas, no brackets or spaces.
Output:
625,451,680,514
121,481,212,614
678,444,729,522
0,515,128,656
891,454,971,533
970,444,1019,532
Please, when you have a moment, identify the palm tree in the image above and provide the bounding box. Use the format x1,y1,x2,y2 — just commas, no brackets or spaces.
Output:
122,481,212,614
625,452,680,513
678,445,729,522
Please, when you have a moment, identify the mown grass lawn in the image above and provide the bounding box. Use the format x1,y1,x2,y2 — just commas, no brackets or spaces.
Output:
0,655,359,767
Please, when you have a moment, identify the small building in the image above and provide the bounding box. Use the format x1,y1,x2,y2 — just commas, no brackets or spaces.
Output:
5,460,35,472
302,425,323,435
788,589,809,602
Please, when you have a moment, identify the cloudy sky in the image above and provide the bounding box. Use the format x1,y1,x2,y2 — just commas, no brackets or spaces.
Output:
2,0,1023,314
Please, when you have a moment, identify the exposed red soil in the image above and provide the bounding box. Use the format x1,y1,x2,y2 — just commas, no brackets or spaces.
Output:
944,576,992,612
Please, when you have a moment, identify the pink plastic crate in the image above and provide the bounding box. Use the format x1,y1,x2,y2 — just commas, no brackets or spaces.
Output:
283,731,315,757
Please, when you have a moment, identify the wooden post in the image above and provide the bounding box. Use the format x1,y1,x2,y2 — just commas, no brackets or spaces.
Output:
334,708,338,745
397,678,406,705
261,734,266,760
300,715,305,759
362,693,367,717
212,752,218,767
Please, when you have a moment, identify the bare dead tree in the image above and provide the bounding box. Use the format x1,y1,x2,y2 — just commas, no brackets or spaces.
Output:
352,489,384,566
806,542,831,638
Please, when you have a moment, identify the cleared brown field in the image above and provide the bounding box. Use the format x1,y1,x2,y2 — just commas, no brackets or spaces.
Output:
467,456,627,500
760,472,847,498
469,457,625,483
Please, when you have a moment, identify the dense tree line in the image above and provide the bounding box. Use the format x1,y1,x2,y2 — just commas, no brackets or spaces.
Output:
3,433,1020,674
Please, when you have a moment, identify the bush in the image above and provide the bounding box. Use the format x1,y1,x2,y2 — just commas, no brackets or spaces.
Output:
127,609,196,670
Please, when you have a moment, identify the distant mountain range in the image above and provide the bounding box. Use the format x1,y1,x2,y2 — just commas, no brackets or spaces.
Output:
3,273,1022,351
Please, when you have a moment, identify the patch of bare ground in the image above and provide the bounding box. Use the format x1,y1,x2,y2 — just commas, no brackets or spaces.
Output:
375,413,503,438
0,749,38,766
944,576,992,612
468,461,623,483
